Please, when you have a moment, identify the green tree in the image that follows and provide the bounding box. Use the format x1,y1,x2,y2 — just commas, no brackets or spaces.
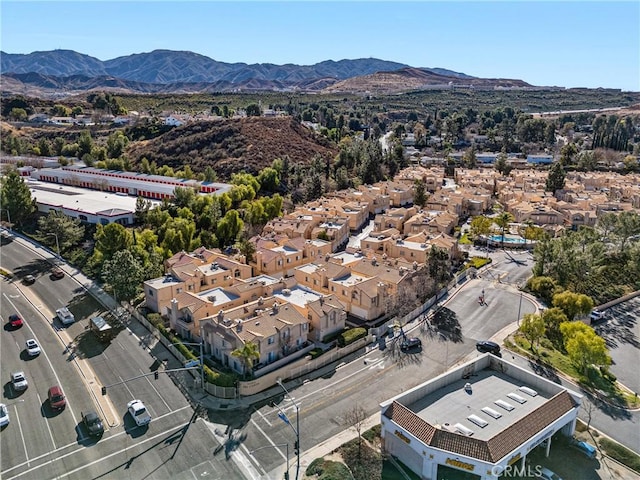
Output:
541,307,569,346
37,211,84,253
235,237,256,264
519,313,545,351
545,162,566,193
560,322,611,375
526,276,560,306
203,166,217,182
552,291,594,321
470,215,493,258
106,130,129,159
245,104,262,116
9,108,28,121
413,179,427,208
257,167,280,193
101,250,145,302
0,169,37,227
216,210,244,248
77,130,94,158
135,197,152,225
231,342,260,378
94,222,133,261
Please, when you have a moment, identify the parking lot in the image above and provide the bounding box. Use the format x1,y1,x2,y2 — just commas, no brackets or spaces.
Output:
593,295,640,394
516,432,634,480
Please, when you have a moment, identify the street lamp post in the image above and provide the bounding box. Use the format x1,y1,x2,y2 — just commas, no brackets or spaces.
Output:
438,331,449,370
276,379,300,480
45,232,61,263
250,444,291,480
516,291,523,326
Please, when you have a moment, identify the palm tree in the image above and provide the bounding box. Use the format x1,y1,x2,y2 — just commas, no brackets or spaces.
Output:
231,342,260,379
494,211,515,248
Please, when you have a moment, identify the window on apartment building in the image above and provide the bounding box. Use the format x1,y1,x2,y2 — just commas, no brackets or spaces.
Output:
302,323,308,331
149,290,154,297
296,256,299,261
278,260,282,266
330,311,336,321
352,291,358,299
201,280,207,286
287,258,291,263
263,263,267,268
188,285,194,291
176,288,182,294
305,276,308,282
342,290,346,296
268,336,275,345
235,270,241,277
410,252,414,257
314,279,317,285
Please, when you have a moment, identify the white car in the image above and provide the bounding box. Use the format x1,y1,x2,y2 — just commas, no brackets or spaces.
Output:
127,399,151,427
26,338,41,356
56,307,75,325
0,403,9,427
11,371,28,391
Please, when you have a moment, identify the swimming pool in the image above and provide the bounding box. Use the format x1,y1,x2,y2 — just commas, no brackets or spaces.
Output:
489,235,526,244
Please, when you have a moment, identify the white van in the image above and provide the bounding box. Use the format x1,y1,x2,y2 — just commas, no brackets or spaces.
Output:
56,307,75,325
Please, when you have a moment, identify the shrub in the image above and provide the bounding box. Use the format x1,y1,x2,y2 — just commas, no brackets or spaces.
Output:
600,438,640,473
306,459,352,480
338,327,367,347
362,424,381,443
309,348,324,359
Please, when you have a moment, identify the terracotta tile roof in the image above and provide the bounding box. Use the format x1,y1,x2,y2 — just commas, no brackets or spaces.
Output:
384,390,576,463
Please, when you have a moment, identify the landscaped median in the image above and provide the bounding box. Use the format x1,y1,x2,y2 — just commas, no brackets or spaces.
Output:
504,333,640,410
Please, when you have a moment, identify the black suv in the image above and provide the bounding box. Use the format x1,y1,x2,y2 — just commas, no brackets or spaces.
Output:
400,337,422,352
476,340,501,355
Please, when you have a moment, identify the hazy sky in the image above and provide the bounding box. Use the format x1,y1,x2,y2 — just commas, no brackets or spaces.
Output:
1,1,638,91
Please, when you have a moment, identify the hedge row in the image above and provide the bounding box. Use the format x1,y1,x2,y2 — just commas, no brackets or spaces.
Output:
338,327,367,347
145,312,236,387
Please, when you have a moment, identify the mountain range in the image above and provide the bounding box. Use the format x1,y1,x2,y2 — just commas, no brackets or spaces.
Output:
0,49,532,96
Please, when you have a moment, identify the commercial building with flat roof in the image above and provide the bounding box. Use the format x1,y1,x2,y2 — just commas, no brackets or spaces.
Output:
380,354,583,480
26,178,159,225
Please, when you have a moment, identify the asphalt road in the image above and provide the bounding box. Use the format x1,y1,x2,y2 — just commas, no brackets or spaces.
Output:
1,233,246,480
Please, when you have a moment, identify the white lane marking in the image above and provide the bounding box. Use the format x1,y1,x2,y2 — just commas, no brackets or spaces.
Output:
139,368,170,411
240,443,269,479
37,392,57,451
2,405,192,478
249,417,287,462
118,375,136,399
12,421,187,480
13,405,30,467
2,293,78,427
256,408,272,427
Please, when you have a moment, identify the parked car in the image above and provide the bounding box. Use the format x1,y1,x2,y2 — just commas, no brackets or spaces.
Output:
538,467,563,480
48,385,66,410
127,399,151,427
8,314,23,328
26,338,41,356
570,438,597,459
590,309,606,324
11,371,28,391
184,359,201,368
400,337,422,352
51,267,65,279
56,307,75,325
23,274,36,285
476,340,501,355
0,403,9,427
82,410,104,437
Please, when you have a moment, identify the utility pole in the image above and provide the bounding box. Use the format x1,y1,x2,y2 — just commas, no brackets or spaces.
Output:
276,379,300,480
